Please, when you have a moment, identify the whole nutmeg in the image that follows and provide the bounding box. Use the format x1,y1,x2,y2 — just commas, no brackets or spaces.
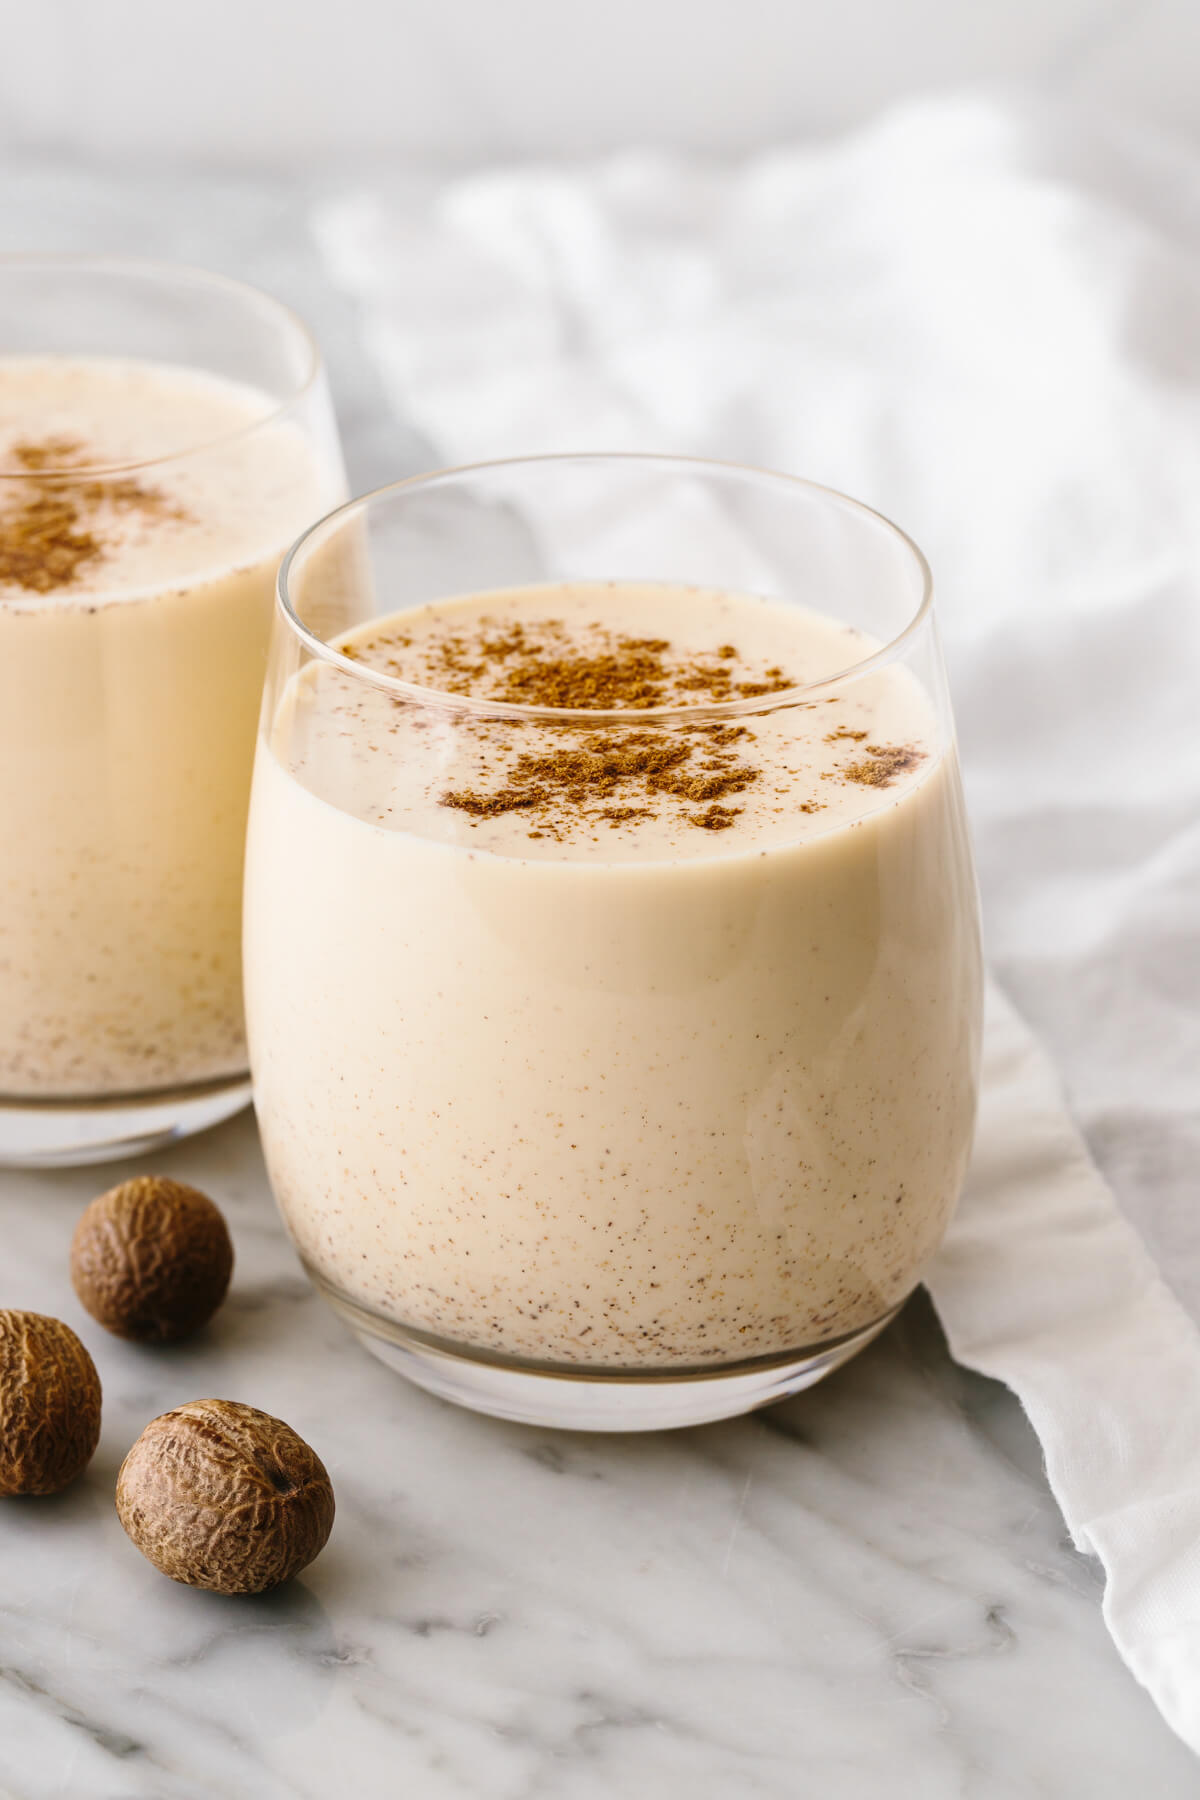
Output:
0,1310,102,1496
71,1176,233,1343
116,1399,335,1594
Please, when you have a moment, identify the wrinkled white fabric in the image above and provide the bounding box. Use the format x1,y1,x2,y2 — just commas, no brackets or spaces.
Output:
942,982,1200,1754
312,94,1200,1752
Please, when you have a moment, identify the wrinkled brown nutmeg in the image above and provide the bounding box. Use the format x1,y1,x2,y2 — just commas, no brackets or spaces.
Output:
0,1310,102,1496
116,1399,335,1595
71,1176,233,1343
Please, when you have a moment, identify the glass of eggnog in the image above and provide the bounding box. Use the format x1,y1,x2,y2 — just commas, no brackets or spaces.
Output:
0,256,345,1165
245,456,982,1430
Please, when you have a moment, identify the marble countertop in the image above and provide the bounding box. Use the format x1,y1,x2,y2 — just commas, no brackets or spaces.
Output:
5,1119,1196,1800
1,165,1195,1799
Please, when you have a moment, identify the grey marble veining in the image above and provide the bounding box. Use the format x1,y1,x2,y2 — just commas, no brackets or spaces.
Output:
0,166,1196,1797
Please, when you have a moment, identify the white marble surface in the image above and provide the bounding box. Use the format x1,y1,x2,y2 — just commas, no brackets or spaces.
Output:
3,0,1200,163
0,163,1196,1795
2,1114,1198,1800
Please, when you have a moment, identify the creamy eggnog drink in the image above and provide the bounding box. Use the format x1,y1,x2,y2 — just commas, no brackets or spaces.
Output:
246,514,982,1426
0,347,339,1153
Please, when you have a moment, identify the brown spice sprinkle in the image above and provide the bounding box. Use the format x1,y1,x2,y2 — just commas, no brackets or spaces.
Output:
345,617,794,712
837,744,925,787
442,725,762,833
0,437,184,594
344,616,799,835
343,613,927,835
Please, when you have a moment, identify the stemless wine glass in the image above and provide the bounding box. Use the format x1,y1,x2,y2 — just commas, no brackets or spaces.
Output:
0,256,345,1166
245,455,982,1431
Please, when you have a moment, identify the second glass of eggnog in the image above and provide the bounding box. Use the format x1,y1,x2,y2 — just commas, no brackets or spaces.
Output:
0,257,345,1165
245,456,982,1430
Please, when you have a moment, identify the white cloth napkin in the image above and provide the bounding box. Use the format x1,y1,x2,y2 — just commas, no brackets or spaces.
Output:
942,983,1200,1753
311,94,1200,1752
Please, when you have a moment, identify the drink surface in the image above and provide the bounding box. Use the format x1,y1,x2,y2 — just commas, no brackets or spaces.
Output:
279,580,937,860
0,355,321,604
0,355,333,1096
247,581,982,1368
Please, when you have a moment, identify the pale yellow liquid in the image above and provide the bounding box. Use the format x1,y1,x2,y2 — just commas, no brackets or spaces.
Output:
0,356,339,1096
246,583,982,1368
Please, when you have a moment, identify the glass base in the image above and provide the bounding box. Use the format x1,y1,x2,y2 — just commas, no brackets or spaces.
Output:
0,1072,254,1169
311,1271,901,1431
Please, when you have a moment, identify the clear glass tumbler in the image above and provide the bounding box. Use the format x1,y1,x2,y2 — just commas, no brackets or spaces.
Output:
0,256,345,1165
245,455,982,1430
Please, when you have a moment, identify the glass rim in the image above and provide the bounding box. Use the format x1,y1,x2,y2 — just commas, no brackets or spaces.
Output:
0,252,322,479
276,451,935,725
